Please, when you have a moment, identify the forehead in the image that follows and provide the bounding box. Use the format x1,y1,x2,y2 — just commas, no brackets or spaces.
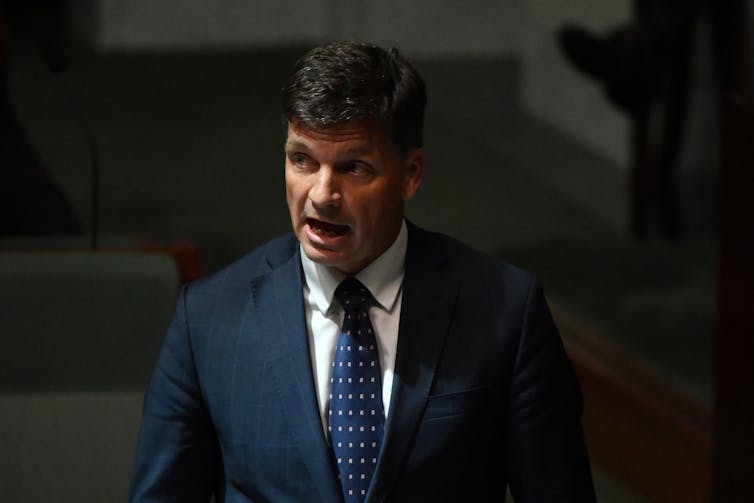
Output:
286,120,395,154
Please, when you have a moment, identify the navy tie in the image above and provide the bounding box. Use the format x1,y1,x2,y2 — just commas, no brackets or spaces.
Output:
329,277,385,502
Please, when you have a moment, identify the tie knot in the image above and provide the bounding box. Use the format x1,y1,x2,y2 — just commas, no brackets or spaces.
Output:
334,277,372,312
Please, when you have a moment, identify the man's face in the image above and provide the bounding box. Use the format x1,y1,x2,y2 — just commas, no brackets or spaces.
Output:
285,120,423,274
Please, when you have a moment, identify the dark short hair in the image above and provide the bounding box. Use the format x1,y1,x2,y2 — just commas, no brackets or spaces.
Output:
282,41,427,154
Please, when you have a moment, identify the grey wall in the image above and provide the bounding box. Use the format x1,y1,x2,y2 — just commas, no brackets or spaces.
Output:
520,0,718,233
77,0,523,57
521,0,630,166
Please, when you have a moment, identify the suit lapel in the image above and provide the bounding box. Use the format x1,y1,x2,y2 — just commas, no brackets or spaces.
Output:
248,247,341,502
367,225,459,502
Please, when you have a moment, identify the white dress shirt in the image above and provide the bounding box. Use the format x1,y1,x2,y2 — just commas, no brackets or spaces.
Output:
300,220,407,435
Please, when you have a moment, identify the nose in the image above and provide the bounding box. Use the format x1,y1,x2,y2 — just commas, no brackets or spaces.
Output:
309,166,341,208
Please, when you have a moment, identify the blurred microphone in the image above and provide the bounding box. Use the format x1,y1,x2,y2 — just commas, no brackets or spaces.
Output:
39,41,67,74
41,40,100,249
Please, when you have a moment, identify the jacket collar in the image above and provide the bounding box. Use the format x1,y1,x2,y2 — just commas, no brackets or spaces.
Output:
367,222,459,502
249,243,342,502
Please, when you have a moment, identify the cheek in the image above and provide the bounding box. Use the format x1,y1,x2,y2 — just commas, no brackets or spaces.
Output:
357,190,400,224
284,182,293,207
285,176,303,205
285,185,303,221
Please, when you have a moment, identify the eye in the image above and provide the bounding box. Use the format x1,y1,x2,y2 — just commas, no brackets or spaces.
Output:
342,162,373,176
289,152,313,169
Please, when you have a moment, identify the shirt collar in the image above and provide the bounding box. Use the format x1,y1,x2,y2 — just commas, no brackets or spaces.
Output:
300,220,407,314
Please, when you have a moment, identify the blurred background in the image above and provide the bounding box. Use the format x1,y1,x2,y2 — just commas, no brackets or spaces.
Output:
1,0,752,501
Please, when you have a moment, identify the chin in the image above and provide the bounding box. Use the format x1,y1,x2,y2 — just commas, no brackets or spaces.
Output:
304,248,362,274
302,243,341,265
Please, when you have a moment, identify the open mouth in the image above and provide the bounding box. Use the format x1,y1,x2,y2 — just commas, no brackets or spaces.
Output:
307,218,350,237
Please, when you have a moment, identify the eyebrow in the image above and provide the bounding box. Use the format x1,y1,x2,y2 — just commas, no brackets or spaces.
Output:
284,140,310,152
284,141,373,157
341,145,372,156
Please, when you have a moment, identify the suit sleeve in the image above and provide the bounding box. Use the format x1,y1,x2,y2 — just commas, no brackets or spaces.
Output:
130,285,220,502
505,279,596,502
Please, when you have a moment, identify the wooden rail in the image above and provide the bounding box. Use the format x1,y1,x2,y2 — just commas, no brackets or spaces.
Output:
552,303,712,502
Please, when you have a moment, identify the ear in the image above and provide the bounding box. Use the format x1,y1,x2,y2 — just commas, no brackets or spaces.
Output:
401,147,424,201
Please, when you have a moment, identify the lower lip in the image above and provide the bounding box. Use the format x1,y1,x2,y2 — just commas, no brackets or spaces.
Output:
304,222,350,248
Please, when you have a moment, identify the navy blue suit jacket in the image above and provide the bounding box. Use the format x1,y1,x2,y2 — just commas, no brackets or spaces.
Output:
130,224,595,502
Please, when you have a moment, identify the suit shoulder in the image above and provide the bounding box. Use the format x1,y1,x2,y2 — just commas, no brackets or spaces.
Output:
411,225,537,291
186,234,298,295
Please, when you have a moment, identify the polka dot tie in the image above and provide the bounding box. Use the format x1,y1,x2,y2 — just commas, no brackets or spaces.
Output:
329,277,384,503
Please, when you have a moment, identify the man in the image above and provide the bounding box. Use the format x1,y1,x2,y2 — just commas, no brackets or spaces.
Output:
130,41,596,502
